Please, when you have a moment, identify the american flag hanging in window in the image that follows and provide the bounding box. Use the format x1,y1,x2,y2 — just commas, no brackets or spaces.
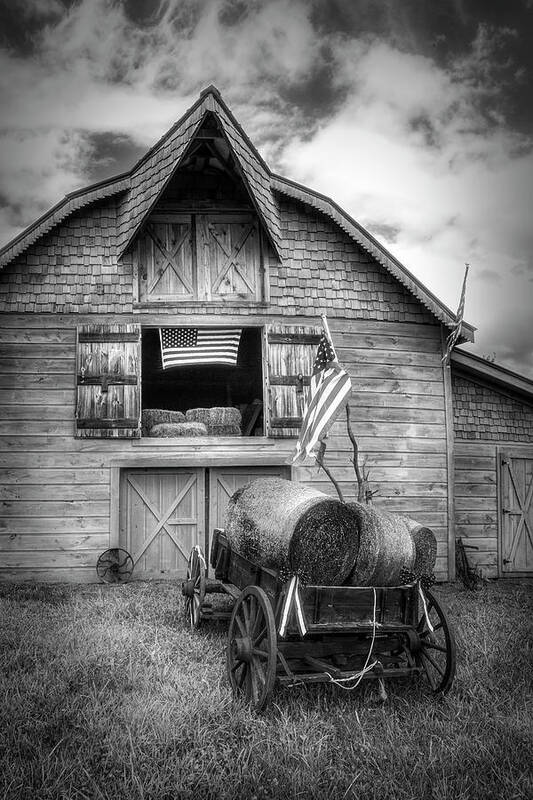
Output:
159,327,242,368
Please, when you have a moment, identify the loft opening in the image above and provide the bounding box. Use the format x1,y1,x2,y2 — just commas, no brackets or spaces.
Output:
141,326,264,437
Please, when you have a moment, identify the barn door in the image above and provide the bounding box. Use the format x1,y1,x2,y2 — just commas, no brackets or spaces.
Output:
120,468,205,578
137,215,194,300
76,324,141,438
500,451,533,575
265,324,321,437
208,466,291,552
197,213,261,301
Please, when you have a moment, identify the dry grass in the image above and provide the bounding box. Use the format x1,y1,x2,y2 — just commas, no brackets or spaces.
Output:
0,580,532,800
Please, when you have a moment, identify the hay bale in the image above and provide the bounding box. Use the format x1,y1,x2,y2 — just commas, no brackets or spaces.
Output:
149,422,207,437
142,408,186,435
405,520,437,576
209,424,241,437
186,407,242,434
224,478,359,584
348,503,416,586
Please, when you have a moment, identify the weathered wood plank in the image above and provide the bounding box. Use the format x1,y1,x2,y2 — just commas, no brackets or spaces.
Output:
0,533,109,551
0,358,74,373
0,421,74,436
455,496,498,511
0,344,75,358
454,483,497,498
297,466,447,483
0,374,75,389
454,455,497,471
0,517,109,533
0,550,103,568
0,484,110,501
0,468,108,484
1,500,109,517
455,524,497,537
0,567,97,583
0,389,75,406
0,406,72,421
335,348,443,368
454,469,496,484
344,362,443,381
455,510,497,525
0,328,75,344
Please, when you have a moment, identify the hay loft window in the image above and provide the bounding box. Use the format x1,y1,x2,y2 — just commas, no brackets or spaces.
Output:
136,213,264,303
141,327,264,437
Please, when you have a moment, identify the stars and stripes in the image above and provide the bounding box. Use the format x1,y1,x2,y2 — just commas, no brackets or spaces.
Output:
159,327,241,368
442,263,469,366
291,321,352,465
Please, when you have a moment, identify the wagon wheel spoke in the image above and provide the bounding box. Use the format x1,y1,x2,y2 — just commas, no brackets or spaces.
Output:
183,547,206,629
415,588,456,695
226,586,277,712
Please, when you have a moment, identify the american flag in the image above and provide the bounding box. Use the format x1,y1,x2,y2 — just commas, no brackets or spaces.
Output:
159,327,241,368
442,264,469,366
291,324,352,464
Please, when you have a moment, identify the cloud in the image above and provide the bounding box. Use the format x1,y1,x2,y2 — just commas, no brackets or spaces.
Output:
0,0,531,376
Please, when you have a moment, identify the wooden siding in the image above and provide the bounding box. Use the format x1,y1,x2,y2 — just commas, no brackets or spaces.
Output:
0,313,449,583
452,373,533,577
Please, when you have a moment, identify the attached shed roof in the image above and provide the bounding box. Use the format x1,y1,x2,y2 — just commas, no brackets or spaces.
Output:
451,348,533,403
0,85,473,337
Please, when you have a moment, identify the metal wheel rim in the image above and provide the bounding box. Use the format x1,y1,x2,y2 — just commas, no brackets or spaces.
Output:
184,548,206,629
416,588,456,694
96,548,134,583
226,586,277,712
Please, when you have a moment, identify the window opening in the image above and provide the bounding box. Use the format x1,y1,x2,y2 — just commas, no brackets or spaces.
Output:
141,327,264,437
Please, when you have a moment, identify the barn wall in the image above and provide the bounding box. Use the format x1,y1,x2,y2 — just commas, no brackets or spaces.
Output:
452,372,533,577
0,311,449,583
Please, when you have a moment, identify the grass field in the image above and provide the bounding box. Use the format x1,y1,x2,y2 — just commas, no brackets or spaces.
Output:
1,579,532,800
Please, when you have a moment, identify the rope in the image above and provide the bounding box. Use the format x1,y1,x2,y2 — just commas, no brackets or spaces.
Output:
324,588,379,691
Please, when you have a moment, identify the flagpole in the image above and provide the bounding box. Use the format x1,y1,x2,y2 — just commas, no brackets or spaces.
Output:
320,313,332,343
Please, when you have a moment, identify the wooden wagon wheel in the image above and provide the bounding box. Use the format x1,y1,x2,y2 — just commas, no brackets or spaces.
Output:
416,588,456,695
183,547,206,629
96,548,134,583
226,586,277,712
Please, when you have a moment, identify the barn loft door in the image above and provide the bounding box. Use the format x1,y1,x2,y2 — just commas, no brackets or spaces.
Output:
500,451,533,575
265,324,321,437
197,213,261,301
138,215,194,301
120,468,204,579
76,324,141,438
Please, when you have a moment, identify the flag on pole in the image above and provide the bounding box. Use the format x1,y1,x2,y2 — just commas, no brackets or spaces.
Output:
159,327,241,368
290,319,352,465
442,264,469,366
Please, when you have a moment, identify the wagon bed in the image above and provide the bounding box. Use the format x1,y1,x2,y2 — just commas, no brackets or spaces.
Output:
182,529,456,710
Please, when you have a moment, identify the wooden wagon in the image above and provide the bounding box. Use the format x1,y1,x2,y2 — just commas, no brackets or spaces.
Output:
182,529,456,711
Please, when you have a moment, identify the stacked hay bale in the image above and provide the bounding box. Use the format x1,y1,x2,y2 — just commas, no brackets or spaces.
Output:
142,409,186,436
150,422,207,437
224,478,437,587
186,407,242,436
224,478,359,584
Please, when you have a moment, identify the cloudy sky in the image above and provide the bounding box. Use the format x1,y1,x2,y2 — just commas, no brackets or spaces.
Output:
1,0,532,376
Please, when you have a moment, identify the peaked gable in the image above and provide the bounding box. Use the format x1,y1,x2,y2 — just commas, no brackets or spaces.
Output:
116,86,281,259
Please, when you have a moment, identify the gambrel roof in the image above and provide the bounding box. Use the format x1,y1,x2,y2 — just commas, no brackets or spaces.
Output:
0,85,474,339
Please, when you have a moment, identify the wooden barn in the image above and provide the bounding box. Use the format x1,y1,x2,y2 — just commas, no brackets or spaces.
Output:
0,86,531,583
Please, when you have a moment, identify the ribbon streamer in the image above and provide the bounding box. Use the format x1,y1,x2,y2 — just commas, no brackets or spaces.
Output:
279,575,307,637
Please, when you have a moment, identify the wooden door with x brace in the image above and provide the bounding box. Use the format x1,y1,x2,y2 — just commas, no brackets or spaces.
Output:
500,450,533,575
119,468,204,579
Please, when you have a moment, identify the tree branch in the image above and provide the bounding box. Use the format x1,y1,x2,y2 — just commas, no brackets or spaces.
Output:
315,438,344,503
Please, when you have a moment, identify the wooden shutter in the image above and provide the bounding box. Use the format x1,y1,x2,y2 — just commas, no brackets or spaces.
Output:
266,324,321,438
197,213,261,300
138,215,194,300
76,324,141,438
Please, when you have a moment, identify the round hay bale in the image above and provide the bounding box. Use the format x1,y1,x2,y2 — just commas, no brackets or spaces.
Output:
149,422,207,437
224,478,360,584
405,519,437,576
142,409,186,434
186,407,241,433
347,503,416,586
